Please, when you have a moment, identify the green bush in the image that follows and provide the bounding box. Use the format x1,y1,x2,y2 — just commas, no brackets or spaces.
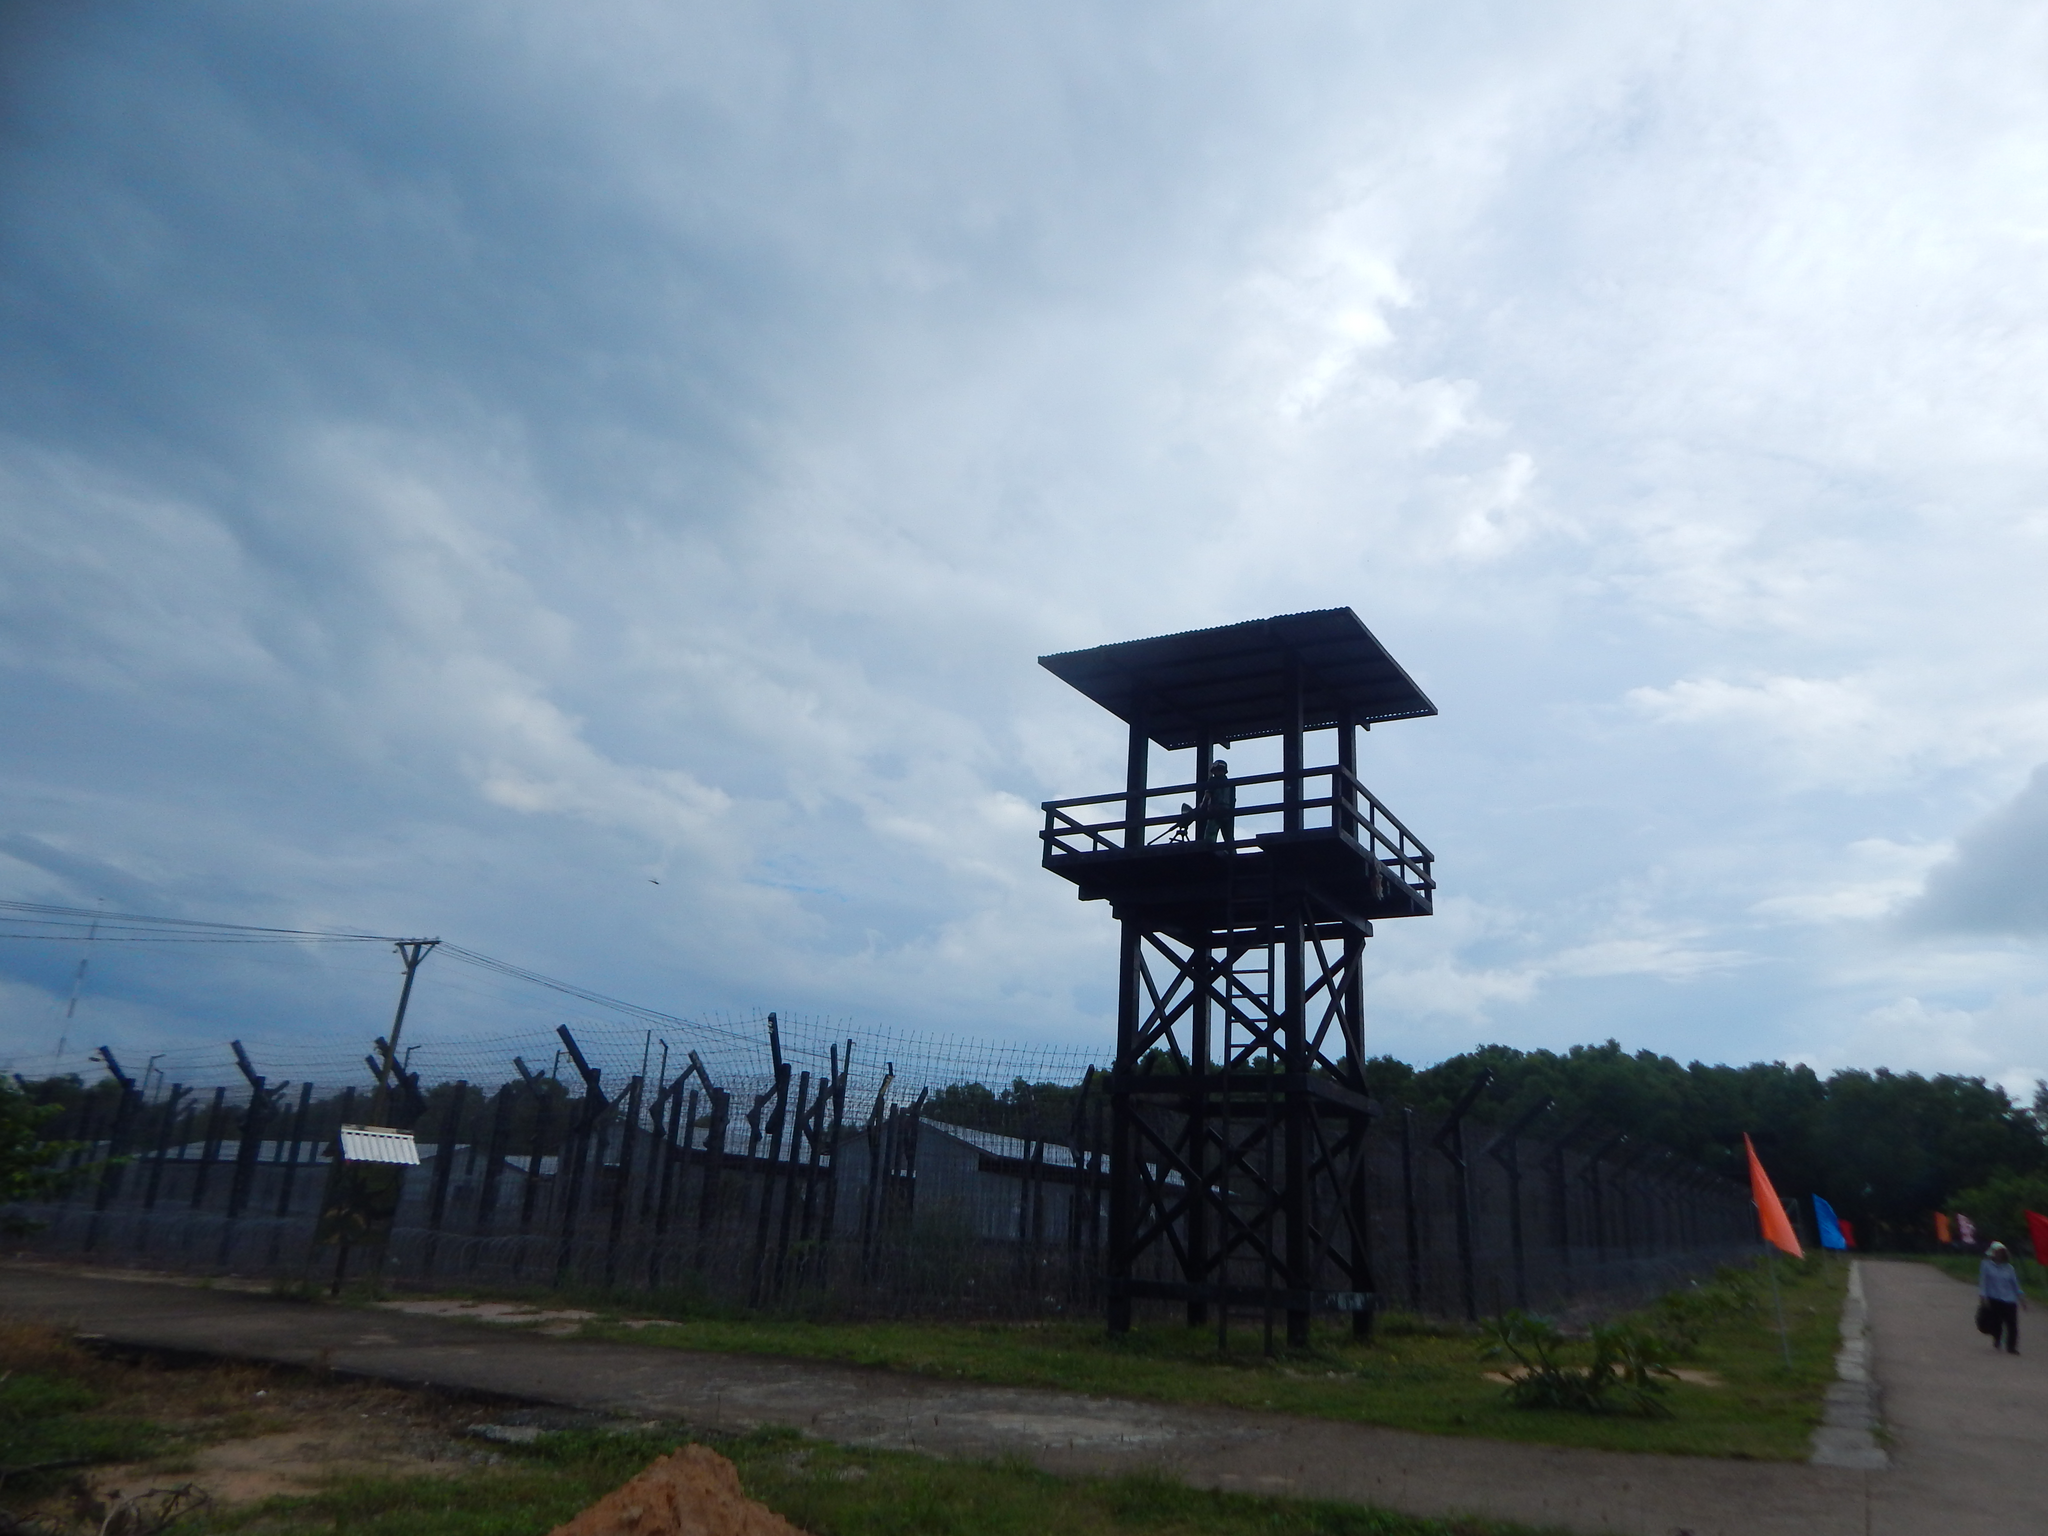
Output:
0,1076,73,1233
1649,1263,1765,1354
1480,1311,1677,1418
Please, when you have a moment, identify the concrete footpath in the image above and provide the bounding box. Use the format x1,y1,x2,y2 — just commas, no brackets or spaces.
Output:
1860,1257,2048,1530
0,1258,2036,1535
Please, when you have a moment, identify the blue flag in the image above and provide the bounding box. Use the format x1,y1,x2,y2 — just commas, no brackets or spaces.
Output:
1813,1194,1847,1251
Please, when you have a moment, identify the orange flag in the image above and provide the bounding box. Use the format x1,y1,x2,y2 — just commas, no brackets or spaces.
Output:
1935,1212,1953,1245
1743,1133,1804,1257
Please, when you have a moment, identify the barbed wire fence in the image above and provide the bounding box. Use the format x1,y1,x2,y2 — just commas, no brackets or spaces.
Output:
2,899,1755,1326
1,899,1114,1316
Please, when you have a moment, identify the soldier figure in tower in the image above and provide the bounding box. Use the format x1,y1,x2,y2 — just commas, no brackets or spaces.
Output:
1197,759,1235,846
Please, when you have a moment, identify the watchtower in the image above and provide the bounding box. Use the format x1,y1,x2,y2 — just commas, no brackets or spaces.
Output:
1038,609,1437,1344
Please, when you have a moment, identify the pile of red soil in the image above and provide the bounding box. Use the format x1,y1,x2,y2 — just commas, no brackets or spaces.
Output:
547,1446,807,1536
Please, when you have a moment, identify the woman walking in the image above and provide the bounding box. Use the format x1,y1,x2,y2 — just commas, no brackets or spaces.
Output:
1980,1241,2027,1354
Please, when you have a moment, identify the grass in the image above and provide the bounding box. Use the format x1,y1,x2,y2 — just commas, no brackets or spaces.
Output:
429,1256,1849,1460
191,1425,1563,1536
0,1322,497,1534
0,1259,1849,1532
0,1324,166,1494
0,1324,1560,1536
1920,1251,2048,1293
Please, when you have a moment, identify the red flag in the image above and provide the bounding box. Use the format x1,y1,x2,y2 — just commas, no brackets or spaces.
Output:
1744,1133,1803,1257
2026,1211,2048,1268
1935,1212,1953,1244
1838,1218,1857,1250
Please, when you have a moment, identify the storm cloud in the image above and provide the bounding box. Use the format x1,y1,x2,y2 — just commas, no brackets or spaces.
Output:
1912,768,2048,936
5,1,2048,1088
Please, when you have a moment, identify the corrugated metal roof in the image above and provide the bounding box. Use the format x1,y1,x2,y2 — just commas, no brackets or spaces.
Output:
922,1119,1089,1168
1039,607,1436,750
338,1125,421,1165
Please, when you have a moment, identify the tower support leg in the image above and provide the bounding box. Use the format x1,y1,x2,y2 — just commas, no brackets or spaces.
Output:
1108,921,1141,1335
1107,895,1375,1346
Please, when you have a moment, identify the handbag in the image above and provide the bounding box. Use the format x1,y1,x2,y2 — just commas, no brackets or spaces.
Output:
1976,1299,1997,1335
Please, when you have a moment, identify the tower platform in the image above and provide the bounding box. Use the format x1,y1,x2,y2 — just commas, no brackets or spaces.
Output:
1041,768,1433,930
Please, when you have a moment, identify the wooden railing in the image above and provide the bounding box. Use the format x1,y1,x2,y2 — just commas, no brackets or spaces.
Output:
1040,764,1434,901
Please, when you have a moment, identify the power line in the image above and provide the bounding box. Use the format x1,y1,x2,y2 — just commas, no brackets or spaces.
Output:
0,899,395,942
437,944,761,1051
0,900,756,1051
0,933,391,944
0,899,1099,1096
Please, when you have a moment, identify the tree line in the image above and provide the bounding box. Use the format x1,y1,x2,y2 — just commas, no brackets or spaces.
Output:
924,1041,2048,1251
1363,1041,2048,1250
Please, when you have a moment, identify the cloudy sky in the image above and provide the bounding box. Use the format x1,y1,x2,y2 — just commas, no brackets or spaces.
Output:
4,0,2047,1090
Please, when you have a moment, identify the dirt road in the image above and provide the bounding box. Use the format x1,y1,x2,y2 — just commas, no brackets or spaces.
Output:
6,1258,2021,1535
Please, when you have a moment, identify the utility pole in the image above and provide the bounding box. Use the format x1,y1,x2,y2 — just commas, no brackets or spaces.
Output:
370,939,438,1124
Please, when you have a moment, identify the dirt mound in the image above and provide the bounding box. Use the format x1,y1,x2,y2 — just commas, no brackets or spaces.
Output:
547,1445,806,1536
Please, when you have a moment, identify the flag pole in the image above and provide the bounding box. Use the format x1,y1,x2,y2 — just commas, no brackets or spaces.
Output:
1764,1242,1792,1366
1742,1133,1801,1369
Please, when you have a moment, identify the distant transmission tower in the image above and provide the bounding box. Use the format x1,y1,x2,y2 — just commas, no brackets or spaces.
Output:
54,901,104,1063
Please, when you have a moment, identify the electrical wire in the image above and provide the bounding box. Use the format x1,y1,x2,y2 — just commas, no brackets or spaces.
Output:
0,899,397,943
436,944,758,1050
0,900,1098,1101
